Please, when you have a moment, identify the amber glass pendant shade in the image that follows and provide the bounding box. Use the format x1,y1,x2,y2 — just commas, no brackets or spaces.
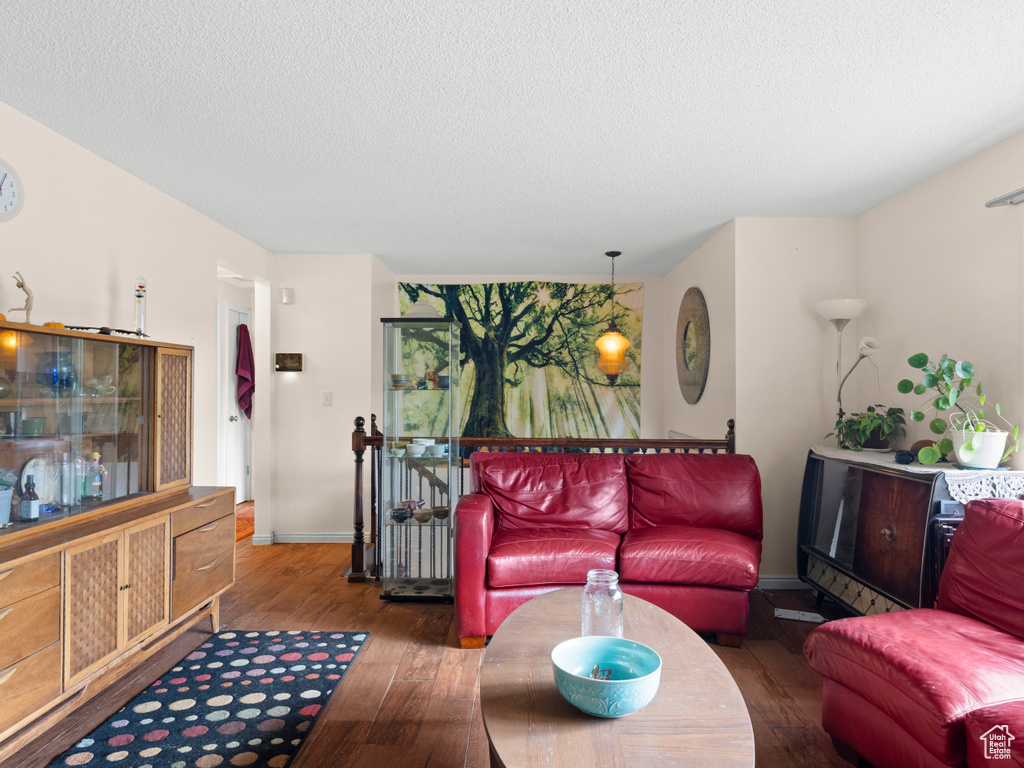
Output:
595,323,630,382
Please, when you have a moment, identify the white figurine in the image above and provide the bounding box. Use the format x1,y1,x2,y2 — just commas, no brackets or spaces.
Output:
9,271,32,324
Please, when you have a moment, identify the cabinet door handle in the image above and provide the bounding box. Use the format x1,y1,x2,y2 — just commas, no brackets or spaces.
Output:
0,606,12,623
0,569,12,583
196,501,217,509
195,559,218,572
198,521,220,532
880,525,897,542
0,666,17,687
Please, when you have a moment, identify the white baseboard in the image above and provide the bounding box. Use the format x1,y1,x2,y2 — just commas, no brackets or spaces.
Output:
250,532,354,545
757,577,810,590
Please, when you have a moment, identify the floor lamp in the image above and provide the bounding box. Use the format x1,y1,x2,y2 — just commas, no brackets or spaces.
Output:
815,299,866,421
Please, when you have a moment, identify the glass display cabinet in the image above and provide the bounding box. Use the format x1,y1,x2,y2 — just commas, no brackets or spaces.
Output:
379,317,460,600
0,322,192,529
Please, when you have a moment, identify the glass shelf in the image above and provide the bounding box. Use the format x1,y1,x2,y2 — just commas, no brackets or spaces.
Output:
379,317,460,601
0,325,150,522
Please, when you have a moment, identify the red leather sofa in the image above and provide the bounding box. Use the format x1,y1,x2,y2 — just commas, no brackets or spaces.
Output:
804,498,1024,768
453,451,763,648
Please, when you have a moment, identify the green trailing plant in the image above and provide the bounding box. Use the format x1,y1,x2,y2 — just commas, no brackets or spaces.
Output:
827,405,906,451
896,353,1022,464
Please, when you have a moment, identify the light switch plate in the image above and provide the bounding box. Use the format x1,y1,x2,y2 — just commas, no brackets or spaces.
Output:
321,391,332,406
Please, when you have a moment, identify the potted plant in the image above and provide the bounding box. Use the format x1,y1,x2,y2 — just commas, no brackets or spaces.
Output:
828,405,906,451
897,353,1022,467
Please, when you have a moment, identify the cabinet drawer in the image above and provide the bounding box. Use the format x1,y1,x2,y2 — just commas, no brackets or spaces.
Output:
0,641,62,735
0,586,60,671
172,513,234,620
0,552,61,609
172,493,233,537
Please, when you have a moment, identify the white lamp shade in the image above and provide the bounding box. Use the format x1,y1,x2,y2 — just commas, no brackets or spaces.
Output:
815,299,865,322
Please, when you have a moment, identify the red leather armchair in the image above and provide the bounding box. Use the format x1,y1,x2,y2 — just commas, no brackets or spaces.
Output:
804,498,1024,768
453,451,763,648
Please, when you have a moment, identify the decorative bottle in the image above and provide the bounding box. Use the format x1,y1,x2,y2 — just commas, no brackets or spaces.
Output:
20,475,40,521
133,276,147,337
85,452,105,501
582,569,624,637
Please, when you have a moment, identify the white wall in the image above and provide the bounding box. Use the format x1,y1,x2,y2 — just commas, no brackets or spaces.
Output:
734,218,859,579
662,221,737,441
0,101,272,487
269,254,376,539
858,132,1024,466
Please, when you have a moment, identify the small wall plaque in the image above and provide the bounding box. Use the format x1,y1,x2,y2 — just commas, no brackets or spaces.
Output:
275,353,303,372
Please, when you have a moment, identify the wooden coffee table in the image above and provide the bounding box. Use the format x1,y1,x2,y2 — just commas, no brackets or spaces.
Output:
479,588,754,767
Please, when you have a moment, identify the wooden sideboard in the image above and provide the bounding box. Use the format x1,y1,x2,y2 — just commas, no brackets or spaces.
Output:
798,446,1024,615
0,322,235,757
0,486,236,753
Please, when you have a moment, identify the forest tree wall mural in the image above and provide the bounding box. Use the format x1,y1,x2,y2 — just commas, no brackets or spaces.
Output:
398,281,643,439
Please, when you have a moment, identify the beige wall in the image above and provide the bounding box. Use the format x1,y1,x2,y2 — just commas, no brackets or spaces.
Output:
857,131,1024,465
268,254,376,538
735,217,859,579
0,101,271,488
662,221,737,441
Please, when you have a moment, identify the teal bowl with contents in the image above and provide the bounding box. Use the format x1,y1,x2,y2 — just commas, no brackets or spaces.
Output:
551,636,662,718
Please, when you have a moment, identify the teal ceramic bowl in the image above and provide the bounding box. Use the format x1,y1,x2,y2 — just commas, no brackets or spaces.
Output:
551,636,661,718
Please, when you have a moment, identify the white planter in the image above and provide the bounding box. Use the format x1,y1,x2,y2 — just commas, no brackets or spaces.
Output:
950,429,1008,469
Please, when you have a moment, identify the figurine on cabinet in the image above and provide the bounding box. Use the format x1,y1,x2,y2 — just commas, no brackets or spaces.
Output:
8,271,33,324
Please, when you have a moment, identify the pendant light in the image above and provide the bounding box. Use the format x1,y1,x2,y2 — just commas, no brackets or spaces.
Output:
595,251,630,384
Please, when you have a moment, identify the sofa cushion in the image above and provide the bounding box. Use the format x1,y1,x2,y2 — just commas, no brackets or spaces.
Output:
624,453,763,538
471,452,629,534
486,527,620,588
804,608,1024,765
937,498,1024,640
618,525,760,589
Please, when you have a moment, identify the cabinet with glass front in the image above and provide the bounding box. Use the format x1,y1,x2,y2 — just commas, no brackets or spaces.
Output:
379,317,460,600
0,321,192,531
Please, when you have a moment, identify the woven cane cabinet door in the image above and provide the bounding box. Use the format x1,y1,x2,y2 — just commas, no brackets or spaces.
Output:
154,347,193,491
122,516,170,647
64,532,122,688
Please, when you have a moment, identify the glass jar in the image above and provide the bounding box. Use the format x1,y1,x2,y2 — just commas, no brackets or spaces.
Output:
581,569,623,637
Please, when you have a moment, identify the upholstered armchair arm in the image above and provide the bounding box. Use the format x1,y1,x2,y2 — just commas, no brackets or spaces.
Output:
965,700,1024,767
453,493,495,646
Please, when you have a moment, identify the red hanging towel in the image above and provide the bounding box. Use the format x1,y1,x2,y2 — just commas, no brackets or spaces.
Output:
236,323,255,419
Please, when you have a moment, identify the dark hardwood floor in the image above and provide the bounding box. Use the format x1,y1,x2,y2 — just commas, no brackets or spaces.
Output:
8,542,853,768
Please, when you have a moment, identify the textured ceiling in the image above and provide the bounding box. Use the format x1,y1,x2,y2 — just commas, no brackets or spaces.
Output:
4,1,1024,275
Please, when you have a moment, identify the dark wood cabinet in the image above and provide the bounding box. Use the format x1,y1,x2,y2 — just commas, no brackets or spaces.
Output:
797,449,962,614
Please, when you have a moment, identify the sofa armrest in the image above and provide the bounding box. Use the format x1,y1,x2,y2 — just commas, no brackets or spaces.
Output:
965,700,1024,767
454,493,495,640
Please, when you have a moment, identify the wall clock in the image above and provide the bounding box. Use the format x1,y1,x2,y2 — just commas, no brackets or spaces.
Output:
0,157,25,221
675,287,710,404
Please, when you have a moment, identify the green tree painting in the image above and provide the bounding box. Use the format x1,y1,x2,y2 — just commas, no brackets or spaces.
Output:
398,281,642,438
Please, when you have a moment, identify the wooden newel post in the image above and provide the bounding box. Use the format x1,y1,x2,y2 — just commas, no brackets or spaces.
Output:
726,418,736,454
350,416,367,582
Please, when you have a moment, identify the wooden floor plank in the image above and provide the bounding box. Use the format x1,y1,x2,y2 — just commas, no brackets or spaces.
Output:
3,541,855,768
406,696,476,768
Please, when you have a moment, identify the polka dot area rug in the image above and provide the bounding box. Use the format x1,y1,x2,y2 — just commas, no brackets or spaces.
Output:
50,630,368,768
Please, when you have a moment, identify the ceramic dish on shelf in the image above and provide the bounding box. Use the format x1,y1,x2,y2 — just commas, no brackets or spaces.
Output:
431,506,450,520
388,448,406,458
425,444,447,457
389,374,412,389
411,437,434,445
405,444,426,457
412,508,433,524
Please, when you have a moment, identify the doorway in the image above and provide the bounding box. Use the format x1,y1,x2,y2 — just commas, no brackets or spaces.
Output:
226,305,252,503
